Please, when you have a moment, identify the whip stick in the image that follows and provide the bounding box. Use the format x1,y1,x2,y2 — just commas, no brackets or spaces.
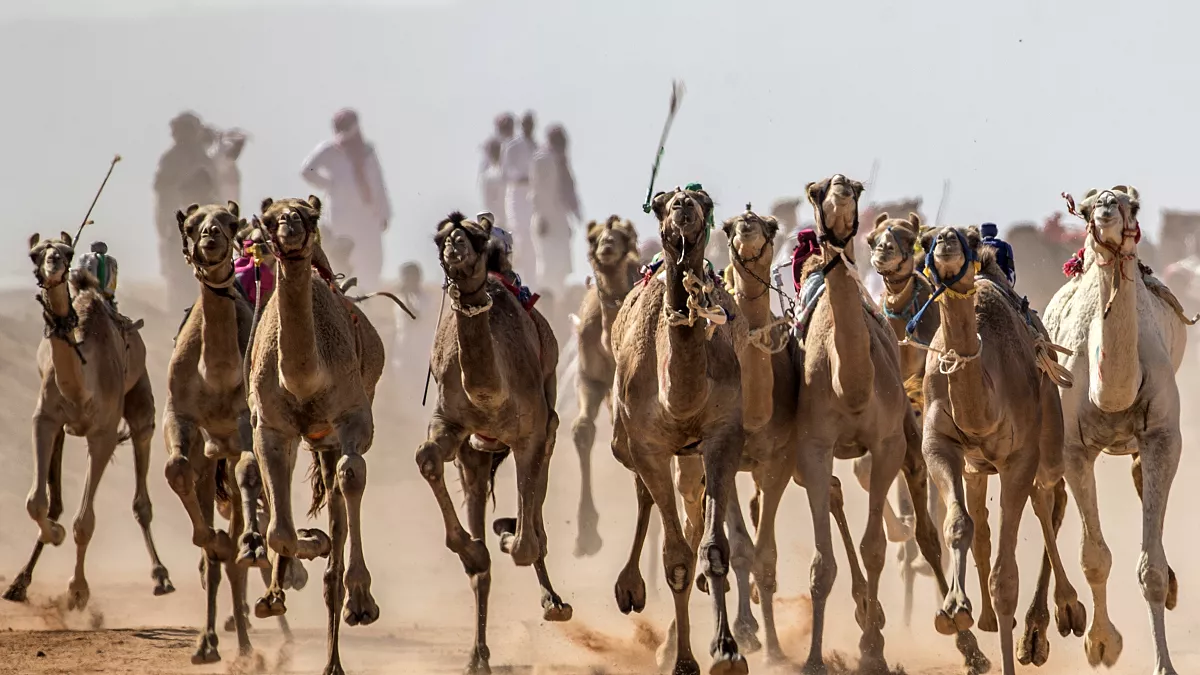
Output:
74,154,122,243
641,80,686,213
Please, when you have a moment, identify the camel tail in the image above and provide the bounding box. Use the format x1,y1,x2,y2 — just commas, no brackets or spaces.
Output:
214,458,232,509
488,448,511,508
306,451,327,518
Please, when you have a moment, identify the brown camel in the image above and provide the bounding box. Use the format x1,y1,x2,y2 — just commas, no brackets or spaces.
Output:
918,225,1085,675
416,211,571,674
795,175,978,674
6,233,173,609
571,215,641,558
866,212,947,625
609,185,747,675
164,201,304,663
247,196,385,675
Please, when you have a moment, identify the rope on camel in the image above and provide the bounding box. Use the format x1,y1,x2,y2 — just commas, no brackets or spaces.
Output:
747,315,793,355
664,270,726,340
898,334,982,375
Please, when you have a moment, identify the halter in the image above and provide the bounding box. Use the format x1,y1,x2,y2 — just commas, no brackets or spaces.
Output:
265,207,317,263
1062,190,1140,319
183,234,239,297
813,192,860,275
876,227,921,322
726,207,776,302
904,228,978,341
438,223,492,316
30,240,87,364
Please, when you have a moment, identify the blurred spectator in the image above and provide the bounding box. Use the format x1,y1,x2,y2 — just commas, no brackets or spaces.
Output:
530,124,581,289
501,111,538,283
155,111,217,311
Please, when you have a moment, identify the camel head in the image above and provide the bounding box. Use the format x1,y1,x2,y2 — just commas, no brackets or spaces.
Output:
867,212,923,278
1077,185,1141,254
722,205,780,265
587,215,638,268
176,201,242,272
259,196,322,260
435,211,493,284
806,174,864,248
28,231,75,289
920,225,982,289
651,185,714,263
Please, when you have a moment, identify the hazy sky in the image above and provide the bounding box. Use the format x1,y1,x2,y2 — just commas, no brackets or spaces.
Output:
1,0,1196,286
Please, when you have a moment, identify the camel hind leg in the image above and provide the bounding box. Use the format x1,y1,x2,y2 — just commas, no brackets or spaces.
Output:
335,407,379,627
749,465,788,665
571,376,606,558
1132,453,1178,611
1133,428,1182,675
317,452,350,675
1063,449,1122,668
5,426,64,602
66,431,122,611
614,475,653,615
1019,478,1086,667
126,374,174,596
459,446,497,674
725,479,760,654
855,436,906,672
24,415,68,550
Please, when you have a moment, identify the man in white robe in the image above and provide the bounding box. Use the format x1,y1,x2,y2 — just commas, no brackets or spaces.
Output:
501,111,538,283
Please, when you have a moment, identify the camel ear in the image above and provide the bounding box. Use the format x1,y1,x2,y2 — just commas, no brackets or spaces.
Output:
227,201,240,218
260,197,274,213
874,212,889,227
306,195,323,216
850,180,865,200
585,221,602,245
176,209,187,228
905,213,922,234
805,180,826,208
60,231,72,247
650,191,672,222
964,226,982,251
762,215,780,242
721,216,737,240
919,227,937,255
619,219,639,248
28,233,40,251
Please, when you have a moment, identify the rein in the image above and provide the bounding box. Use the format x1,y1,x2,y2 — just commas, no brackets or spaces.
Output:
903,228,978,342
31,243,87,365
1061,191,1140,319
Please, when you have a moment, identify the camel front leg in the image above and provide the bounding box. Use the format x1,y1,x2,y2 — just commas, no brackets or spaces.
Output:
830,475,868,629
655,455,705,669
1020,478,1086,667
1133,453,1179,611
614,475,653,615
1063,447,1121,668
164,412,215,548
923,429,976,636
458,447,496,674
696,429,746,675
126,376,174,597
318,453,350,675
725,479,760,654
5,426,64,602
335,407,379,627
235,409,269,569
528,422,573,622
857,438,905,672
749,466,789,666
495,433,546,567
572,376,606,557
965,470,999,633
852,454,911,543
194,551,223,664
66,432,120,611
221,488,253,660
26,414,67,547
992,463,1035,675
797,443,837,675
1135,429,1182,675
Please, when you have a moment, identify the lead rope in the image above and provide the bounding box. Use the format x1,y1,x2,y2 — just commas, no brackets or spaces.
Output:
421,285,448,407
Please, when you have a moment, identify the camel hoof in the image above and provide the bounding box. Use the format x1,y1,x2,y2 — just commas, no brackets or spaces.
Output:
152,565,175,596
66,579,90,611
858,654,890,675
1084,623,1123,668
709,651,747,675
573,527,603,558
542,597,572,622
1056,598,1086,637
464,645,491,674
1018,619,1049,667
295,528,332,560
799,656,828,675
3,575,31,603
343,586,380,626
283,558,309,591
1167,566,1178,611
935,607,973,636
614,566,646,614
191,631,221,665
224,615,237,633
977,608,998,633
733,620,761,655
238,532,270,569
764,646,788,668
954,630,991,674
43,521,66,547
255,589,287,619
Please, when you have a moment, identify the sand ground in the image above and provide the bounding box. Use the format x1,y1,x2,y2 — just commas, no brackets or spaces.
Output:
1,283,1199,675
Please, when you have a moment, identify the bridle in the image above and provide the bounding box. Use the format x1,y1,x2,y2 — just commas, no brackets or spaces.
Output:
30,240,86,364
264,208,317,263
726,210,778,302
904,228,978,341
182,225,239,298
439,224,492,315
875,227,921,321
1063,190,1140,319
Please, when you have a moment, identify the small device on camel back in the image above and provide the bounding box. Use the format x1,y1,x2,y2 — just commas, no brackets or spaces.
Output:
73,241,119,301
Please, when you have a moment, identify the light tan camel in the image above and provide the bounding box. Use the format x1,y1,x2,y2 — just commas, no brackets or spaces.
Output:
866,212,947,625
5,233,172,609
1044,186,1189,675
416,211,571,674
795,175,977,674
918,225,1084,675
248,196,385,675
164,201,304,662
609,185,747,675
571,215,641,558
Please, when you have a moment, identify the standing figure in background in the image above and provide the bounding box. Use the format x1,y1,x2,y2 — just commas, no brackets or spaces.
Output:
479,138,507,220
213,128,247,206
155,111,218,311
530,124,581,290
501,111,538,284
481,113,515,173
300,108,392,290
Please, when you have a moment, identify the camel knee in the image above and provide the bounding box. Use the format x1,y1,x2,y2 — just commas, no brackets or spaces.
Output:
337,454,367,498
663,539,695,593
571,417,596,455
810,550,837,600
1081,538,1112,585
699,537,730,579
988,556,1020,617
73,511,96,547
415,442,446,481
235,454,261,493
860,531,887,576
267,518,298,557
26,489,48,522
944,504,974,551
165,455,193,496
1137,553,1169,605
133,495,153,528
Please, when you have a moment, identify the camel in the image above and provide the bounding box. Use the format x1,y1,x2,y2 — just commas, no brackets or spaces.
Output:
247,195,385,675
917,224,1084,675
867,212,947,625
164,201,304,663
1044,186,1188,675
609,185,747,675
6,233,173,609
571,215,641,558
416,211,571,674
794,175,974,674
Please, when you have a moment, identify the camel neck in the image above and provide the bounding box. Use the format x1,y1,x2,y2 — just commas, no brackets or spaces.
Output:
1089,249,1141,412
729,248,774,327
42,283,91,410
823,243,874,412
660,252,710,418
594,259,635,349
729,247,776,432
452,272,506,410
938,293,997,436
197,273,243,391
275,257,326,400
